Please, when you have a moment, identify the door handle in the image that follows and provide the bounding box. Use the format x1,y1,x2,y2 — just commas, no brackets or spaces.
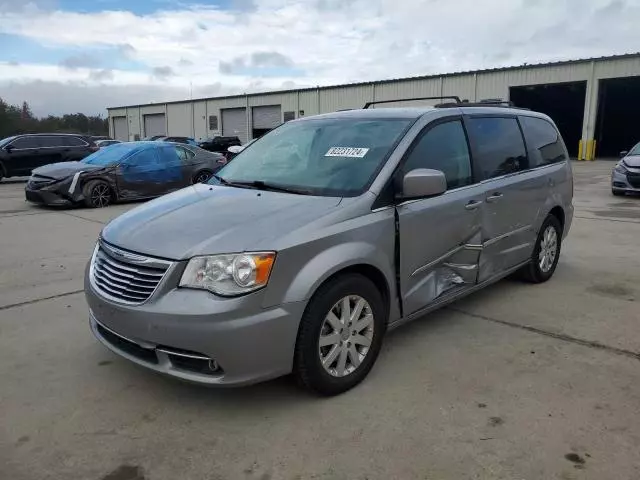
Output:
486,192,503,202
465,200,483,210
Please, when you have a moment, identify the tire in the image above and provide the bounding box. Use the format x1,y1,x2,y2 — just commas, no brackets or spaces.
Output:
193,170,213,184
518,214,562,283
612,189,625,196
82,180,112,208
294,274,387,396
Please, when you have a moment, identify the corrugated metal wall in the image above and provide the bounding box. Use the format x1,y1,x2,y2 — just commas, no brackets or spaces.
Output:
108,55,640,148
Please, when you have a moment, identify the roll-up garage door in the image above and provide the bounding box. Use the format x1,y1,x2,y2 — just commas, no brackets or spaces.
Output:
143,114,166,138
113,116,128,141
222,108,247,144
252,105,282,129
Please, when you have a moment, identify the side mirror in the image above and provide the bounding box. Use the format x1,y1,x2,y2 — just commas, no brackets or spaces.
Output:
401,168,447,199
227,145,242,154
620,151,629,158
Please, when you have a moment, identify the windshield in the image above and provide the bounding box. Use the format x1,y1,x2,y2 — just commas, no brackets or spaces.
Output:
0,136,16,148
214,117,413,196
82,143,140,165
629,143,640,156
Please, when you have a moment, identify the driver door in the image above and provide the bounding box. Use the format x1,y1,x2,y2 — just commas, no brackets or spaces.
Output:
116,147,165,199
396,118,486,317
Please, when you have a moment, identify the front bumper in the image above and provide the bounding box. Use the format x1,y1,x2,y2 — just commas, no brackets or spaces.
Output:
612,169,640,193
25,187,73,206
85,268,306,386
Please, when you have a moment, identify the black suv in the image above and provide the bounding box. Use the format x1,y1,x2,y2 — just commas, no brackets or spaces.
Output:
198,136,241,153
0,133,98,180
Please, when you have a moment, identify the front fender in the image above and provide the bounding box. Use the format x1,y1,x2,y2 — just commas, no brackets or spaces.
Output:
282,241,395,305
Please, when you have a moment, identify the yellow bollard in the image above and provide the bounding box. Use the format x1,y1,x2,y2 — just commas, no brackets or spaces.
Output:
578,140,584,160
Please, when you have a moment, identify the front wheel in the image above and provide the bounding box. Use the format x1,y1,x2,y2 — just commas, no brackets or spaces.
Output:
82,180,112,208
612,189,625,196
193,170,213,184
518,215,562,283
294,274,386,396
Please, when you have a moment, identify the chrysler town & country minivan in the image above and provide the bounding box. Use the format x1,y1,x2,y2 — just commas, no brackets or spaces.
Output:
85,103,573,395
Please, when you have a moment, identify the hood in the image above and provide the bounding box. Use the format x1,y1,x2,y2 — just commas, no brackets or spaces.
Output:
623,156,640,168
101,184,343,260
31,161,107,179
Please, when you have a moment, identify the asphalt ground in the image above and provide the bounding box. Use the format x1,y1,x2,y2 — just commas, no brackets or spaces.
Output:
1,161,639,480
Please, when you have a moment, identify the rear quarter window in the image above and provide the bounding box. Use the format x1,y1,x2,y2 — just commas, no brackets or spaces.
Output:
519,116,567,166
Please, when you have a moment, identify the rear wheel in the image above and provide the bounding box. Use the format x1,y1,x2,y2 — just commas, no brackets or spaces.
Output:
294,274,386,396
193,170,213,184
82,180,112,208
518,214,562,283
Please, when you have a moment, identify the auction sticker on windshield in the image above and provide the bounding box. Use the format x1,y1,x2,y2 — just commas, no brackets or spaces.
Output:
325,147,369,158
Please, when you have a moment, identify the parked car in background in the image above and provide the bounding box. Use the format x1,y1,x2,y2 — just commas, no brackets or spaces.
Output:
612,144,640,196
157,136,198,146
96,139,122,148
0,133,98,181
91,136,112,142
142,135,166,141
85,103,573,395
198,136,241,153
25,141,226,207
225,138,257,161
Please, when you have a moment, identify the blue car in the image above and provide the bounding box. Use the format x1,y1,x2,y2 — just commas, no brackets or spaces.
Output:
25,141,226,208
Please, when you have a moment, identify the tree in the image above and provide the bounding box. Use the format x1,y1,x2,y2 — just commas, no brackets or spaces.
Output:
0,97,108,138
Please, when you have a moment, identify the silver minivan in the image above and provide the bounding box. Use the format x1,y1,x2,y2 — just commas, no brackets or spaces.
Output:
85,103,573,395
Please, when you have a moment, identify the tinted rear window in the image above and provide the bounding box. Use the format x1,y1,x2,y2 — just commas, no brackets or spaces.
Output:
519,116,566,166
467,117,528,179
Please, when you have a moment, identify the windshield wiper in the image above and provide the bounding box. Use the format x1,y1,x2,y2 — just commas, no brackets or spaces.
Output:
229,180,313,195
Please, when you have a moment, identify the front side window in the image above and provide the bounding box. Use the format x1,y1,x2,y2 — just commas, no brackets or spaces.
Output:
128,148,159,168
215,117,413,196
402,120,472,189
520,116,566,167
467,117,528,180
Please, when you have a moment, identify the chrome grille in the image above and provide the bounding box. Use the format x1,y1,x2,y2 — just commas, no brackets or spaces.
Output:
90,242,170,304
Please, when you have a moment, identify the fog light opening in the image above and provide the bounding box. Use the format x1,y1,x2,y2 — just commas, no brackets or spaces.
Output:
208,359,220,372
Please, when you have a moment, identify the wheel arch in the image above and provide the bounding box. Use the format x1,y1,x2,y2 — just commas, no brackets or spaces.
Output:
275,242,397,324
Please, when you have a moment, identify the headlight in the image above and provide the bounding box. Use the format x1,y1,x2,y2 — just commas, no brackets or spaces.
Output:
179,252,276,296
614,162,628,174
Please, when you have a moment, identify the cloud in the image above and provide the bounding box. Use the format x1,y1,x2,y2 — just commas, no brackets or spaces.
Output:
60,53,100,69
88,69,114,82
152,66,175,79
250,51,293,68
0,0,638,115
220,51,295,74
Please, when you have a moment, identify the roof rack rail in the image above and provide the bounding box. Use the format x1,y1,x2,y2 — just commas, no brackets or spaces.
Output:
435,98,530,110
363,96,462,109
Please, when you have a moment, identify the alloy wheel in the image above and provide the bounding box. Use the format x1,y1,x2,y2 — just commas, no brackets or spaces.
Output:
91,184,111,208
318,295,374,377
539,225,558,273
194,172,212,183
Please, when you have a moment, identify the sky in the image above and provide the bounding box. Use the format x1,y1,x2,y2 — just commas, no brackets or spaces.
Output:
0,0,638,117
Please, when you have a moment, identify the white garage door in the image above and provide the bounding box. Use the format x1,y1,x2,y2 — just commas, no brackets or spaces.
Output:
113,116,128,141
222,108,247,143
144,114,166,138
252,105,282,130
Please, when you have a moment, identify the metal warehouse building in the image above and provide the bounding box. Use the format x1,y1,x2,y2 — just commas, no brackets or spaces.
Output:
108,53,640,160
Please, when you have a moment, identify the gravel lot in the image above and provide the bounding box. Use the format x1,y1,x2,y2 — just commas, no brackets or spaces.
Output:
1,161,640,480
